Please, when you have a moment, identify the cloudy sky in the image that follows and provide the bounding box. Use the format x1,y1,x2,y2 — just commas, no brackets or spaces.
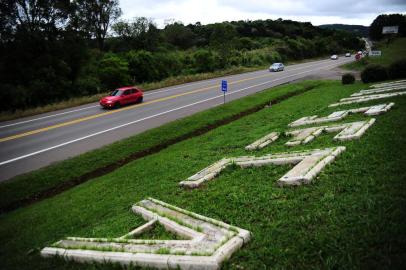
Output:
120,0,406,27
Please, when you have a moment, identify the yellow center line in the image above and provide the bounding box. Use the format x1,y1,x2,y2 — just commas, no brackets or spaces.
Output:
0,71,275,143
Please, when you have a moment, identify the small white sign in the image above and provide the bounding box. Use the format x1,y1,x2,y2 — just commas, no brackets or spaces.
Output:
382,26,399,34
370,51,382,57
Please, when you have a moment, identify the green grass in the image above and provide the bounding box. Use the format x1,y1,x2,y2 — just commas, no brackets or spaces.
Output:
0,80,319,213
343,37,406,71
0,80,405,270
130,222,188,240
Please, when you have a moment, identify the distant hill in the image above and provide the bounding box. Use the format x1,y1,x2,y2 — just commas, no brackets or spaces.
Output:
318,24,369,37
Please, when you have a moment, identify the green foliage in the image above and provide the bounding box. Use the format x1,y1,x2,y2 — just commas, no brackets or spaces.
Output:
163,22,196,49
234,37,261,50
192,49,217,72
341,73,355,84
361,64,389,83
318,24,369,37
369,14,406,40
111,17,161,52
0,5,366,112
126,50,159,82
98,54,131,90
387,58,406,80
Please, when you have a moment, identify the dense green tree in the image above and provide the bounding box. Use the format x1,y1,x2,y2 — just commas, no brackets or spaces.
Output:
193,49,216,72
112,17,161,51
126,50,159,82
98,53,130,89
71,0,121,50
163,22,196,49
369,14,406,40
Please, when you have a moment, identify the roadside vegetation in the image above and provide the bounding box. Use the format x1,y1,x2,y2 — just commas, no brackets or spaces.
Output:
342,13,406,72
0,65,260,122
0,1,363,115
343,37,406,71
0,80,405,269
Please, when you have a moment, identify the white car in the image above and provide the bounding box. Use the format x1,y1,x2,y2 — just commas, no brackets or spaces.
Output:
345,53,351,57
330,55,338,60
269,63,284,72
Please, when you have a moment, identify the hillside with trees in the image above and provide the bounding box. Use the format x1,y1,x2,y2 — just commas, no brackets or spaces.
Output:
369,13,406,40
0,0,363,112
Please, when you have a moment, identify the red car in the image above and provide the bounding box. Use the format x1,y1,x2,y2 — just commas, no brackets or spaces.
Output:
100,86,144,109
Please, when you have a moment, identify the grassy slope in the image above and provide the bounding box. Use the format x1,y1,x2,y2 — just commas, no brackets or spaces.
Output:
0,80,405,269
343,37,406,71
0,80,319,212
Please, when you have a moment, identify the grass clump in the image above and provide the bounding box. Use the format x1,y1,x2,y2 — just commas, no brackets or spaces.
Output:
387,58,406,80
361,64,389,83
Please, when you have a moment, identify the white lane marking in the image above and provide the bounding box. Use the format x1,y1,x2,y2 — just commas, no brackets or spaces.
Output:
0,61,343,166
143,59,336,97
0,105,100,129
0,58,343,130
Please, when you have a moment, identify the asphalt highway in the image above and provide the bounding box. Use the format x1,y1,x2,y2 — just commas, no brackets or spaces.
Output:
0,56,354,181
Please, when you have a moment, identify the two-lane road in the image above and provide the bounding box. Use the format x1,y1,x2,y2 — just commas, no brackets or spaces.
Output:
0,57,353,181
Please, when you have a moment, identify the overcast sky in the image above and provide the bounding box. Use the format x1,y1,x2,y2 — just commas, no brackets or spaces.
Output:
120,0,406,27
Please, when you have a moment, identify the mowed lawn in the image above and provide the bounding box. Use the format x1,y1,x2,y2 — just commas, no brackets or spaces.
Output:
0,80,405,270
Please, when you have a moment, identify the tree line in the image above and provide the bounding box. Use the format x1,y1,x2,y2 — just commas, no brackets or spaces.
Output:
0,0,364,112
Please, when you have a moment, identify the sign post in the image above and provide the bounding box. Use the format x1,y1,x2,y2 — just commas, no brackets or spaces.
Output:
382,26,399,47
221,80,227,104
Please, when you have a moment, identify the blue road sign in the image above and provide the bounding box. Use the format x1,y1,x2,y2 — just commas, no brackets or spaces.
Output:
221,80,227,92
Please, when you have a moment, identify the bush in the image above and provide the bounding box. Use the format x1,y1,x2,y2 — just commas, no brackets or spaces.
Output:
361,64,388,83
98,54,131,90
126,50,159,83
342,73,355,84
388,58,406,80
75,76,101,95
193,49,216,73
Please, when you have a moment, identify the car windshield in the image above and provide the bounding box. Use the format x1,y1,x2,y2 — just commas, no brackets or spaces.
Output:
272,63,280,67
110,90,123,96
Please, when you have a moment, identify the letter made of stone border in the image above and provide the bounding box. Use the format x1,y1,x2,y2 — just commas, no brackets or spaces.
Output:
351,84,406,97
329,91,406,107
41,198,251,270
180,147,345,188
285,119,376,145
245,132,280,150
370,79,406,88
289,103,393,127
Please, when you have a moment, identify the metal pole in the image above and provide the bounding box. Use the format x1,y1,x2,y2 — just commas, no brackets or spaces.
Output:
223,91,225,104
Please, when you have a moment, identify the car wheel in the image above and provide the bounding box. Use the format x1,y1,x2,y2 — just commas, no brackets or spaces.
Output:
138,96,143,103
114,102,121,109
